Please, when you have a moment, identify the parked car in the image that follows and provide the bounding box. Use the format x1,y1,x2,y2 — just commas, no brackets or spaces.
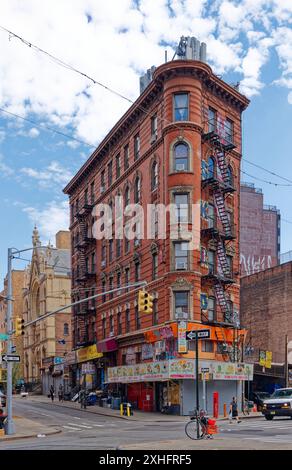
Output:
0,391,6,407
262,388,292,420
251,391,271,411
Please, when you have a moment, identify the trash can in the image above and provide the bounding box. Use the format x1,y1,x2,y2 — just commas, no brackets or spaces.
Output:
111,397,121,410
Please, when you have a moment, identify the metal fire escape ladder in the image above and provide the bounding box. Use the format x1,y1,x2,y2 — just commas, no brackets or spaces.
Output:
216,240,230,278
213,189,232,238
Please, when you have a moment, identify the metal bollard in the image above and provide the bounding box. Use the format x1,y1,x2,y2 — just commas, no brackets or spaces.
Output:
223,403,227,417
120,403,123,416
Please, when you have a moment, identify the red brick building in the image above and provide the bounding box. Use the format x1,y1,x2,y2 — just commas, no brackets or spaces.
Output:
240,183,280,277
241,262,292,391
64,56,251,414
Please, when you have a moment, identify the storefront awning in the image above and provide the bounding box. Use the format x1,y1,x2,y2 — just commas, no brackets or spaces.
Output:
97,338,118,353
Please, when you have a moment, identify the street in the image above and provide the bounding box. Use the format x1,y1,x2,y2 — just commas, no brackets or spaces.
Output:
1,399,292,450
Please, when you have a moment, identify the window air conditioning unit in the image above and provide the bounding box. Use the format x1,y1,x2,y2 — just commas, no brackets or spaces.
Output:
134,239,140,247
175,261,187,270
176,163,185,171
100,186,105,193
101,260,106,268
175,310,188,320
150,133,157,144
109,331,114,337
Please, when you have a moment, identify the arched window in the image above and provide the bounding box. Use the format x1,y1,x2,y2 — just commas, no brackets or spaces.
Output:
151,161,158,190
124,186,130,207
208,156,215,178
134,177,141,203
174,142,189,171
226,166,233,187
64,323,69,336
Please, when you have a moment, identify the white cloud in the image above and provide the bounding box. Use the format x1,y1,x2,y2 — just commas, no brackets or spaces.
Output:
0,129,6,143
28,127,40,138
22,200,69,243
0,153,14,177
20,161,73,188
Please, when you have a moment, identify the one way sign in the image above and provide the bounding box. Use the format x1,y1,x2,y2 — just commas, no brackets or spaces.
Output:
186,329,210,340
2,354,20,363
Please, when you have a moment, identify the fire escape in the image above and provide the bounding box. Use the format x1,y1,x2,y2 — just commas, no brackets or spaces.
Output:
73,194,96,349
201,126,241,362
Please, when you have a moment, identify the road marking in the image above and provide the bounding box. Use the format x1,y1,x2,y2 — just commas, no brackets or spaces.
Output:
67,423,92,429
63,425,82,431
92,424,104,427
71,416,81,420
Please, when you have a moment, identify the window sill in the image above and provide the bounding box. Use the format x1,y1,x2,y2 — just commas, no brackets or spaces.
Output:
169,171,194,176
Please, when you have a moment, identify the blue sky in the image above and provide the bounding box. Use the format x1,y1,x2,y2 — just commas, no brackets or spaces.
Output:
1,0,292,285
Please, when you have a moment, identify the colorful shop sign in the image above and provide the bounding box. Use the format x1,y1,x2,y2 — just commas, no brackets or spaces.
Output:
209,362,254,380
77,344,103,363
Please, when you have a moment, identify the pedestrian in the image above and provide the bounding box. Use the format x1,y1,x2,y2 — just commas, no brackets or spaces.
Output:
229,397,241,423
80,388,88,409
49,385,55,402
58,384,64,402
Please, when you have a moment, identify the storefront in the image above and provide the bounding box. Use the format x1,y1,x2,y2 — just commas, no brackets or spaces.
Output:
107,359,254,415
74,344,104,390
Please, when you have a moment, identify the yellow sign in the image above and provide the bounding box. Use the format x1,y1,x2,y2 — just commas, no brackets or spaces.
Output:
265,351,272,369
76,344,103,363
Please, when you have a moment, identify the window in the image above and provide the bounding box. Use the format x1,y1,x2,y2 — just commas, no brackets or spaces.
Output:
108,161,113,186
152,253,158,279
174,142,189,171
174,242,189,270
91,252,96,273
125,233,130,254
64,323,69,336
110,315,114,335
102,318,106,339
109,277,113,299
71,202,74,222
226,255,233,278
174,93,189,121
125,267,130,292
151,115,158,137
225,300,233,322
84,188,88,205
174,193,189,223
102,280,106,303
109,239,113,263
125,308,130,333
135,261,141,282
174,291,189,317
90,181,95,204
91,288,96,308
101,244,106,266
117,271,121,294
151,161,158,190
134,177,141,203
85,257,89,273
225,118,234,143
208,250,215,274
118,312,122,335
207,296,216,321
91,321,96,342
208,204,215,229
116,154,121,178
124,144,129,170
208,107,216,132
208,156,215,178
201,340,214,353
153,299,158,325
125,186,130,207
134,134,140,160
135,305,140,329
101,170,105,191
116,239,121,258
226,166,233,187
75,198,79,215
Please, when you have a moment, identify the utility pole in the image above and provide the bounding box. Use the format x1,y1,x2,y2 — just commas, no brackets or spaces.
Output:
6,248,15,435
285,334,288,388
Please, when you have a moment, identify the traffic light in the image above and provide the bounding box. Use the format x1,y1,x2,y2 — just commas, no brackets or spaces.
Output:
15,317,25,336
138,290,153,314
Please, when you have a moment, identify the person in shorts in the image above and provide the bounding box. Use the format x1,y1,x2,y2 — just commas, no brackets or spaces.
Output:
229,397,241,423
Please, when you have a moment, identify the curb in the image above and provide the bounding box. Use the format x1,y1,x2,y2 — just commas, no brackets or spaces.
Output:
0,428,62,442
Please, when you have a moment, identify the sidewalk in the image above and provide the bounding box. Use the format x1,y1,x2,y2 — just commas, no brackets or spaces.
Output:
0,416,61,442
20,395,262,422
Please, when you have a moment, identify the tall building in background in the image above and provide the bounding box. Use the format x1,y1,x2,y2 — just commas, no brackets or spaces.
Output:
240,183,280,277
64,40,251,415
23,228,72,394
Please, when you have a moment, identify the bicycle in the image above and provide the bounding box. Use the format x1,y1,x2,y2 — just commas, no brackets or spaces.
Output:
185,409,217,440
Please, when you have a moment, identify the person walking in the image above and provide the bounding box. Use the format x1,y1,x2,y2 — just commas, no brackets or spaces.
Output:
229,397,241,423
58,384,64,402
80,388,88,409
49,385,55,403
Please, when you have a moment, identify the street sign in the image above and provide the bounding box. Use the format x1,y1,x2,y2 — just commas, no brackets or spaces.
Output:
11,346,16,353
186,329,210,340
0,333,9,341
201,367,209,373
2,354,20,363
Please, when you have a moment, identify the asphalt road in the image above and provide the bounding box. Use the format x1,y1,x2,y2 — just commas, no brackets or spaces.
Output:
1,400,292,449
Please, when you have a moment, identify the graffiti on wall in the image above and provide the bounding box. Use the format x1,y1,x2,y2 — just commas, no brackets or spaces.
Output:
240,254,272,276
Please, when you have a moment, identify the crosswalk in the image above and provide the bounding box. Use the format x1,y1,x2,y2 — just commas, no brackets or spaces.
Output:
219,418,292,433
62,419,117,433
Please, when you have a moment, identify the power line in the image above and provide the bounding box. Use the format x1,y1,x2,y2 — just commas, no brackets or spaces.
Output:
0,107,95,148
240,170,292,187
242,158,292,185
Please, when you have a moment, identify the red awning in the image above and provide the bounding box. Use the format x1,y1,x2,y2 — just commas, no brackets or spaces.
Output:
97,338,118,353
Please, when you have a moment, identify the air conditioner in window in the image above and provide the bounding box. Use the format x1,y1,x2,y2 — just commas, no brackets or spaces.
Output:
134,239,140,247
109,331,114,337
175,311,188,320
175,261,188,270
176,164,186,171
101,260,106,268
150,133,157,144
100,186,105,193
